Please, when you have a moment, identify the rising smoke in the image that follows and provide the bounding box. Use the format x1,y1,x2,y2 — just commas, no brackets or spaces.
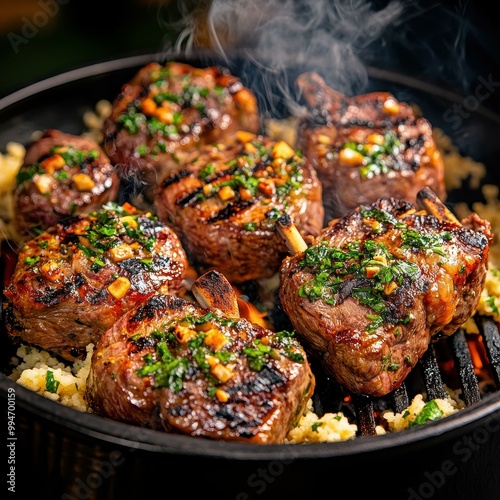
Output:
156,1,490,118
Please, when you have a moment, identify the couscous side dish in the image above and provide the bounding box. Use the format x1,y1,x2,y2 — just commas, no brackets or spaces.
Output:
1,98,499,443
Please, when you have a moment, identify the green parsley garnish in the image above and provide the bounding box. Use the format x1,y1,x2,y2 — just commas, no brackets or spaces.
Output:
409,400,444,427
45,370,60,394
341,131,402,179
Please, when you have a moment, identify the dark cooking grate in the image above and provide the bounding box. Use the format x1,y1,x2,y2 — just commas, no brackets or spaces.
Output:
354,316,500,436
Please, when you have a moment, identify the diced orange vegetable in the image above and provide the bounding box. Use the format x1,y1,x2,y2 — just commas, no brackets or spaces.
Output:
141,97,157,115
236,130,256,143
234,88,256,113
203,329,228,351
211,363,234,383
34,174,53,194
258,179,276,197
108,244,135,263
215,389,230,403
339,148,364,167
203,183,213,197
107,276,131,300
174,324,197,343
40,261,63,281
271,141,295,160
154,107,173,123
218,185,236,201
239,187,253,201
366,133,385,145
72,173,95,191
383,98,400,115
41,154,66,174
121,202,137,214
365,266,380,278
244,142,258,154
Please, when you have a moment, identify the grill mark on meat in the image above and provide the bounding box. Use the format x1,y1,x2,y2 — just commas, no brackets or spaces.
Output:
246,365,286,392
128,295,188,324
35,274,86,306
176,187,204,207
128,336,156,353
204,165,238,183
336,278,368,303
161,169,193,189
118,256,171,275
36,283,73,306
457,228,490,249
137,216,165,234
216,406,265,434
207,200,256,223
87,287,108,305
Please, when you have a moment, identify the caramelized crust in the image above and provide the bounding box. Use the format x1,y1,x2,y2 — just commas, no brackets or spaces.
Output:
4,202,188,361
279,196,492,397
296,72,446,222
86,293,314,443
155,132,324,283
103,61,260,201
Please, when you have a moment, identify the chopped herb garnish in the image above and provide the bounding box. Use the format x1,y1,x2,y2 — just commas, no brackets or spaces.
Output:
24,256,40,266
341,131,402,179
45,370,60,393
298,237,420,332
409,399,444,427
311,422,323,432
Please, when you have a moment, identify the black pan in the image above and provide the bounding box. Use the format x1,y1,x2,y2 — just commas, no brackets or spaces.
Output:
1,52,500,500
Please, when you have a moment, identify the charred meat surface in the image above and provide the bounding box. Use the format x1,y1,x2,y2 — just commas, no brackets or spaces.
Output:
102,61,260,201
3,202,188,361
85,293,314,443
154,131,324,283
279,196,492,397
14,129,120,237
296,72,446,222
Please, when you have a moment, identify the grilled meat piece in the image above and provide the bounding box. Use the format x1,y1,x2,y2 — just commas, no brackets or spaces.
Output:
85,277,315,443
154,132,324,283
296,72,446,222
279,194,492,397
102,61,260,202
3,202,188,362
14,129,120,237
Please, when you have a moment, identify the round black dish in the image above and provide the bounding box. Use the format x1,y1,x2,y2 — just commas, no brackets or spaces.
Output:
1,52,500,500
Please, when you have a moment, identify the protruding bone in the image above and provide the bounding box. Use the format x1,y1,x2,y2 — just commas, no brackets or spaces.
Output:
416,187,460,225
276,214,308,255
191,270,240,319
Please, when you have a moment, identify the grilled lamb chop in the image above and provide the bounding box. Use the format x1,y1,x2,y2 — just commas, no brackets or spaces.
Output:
296,72,446,222
85,270,314,443
3,201,188,362
154,131,324,283
102,61,260,202
278,188,492,397
14,129,120,237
